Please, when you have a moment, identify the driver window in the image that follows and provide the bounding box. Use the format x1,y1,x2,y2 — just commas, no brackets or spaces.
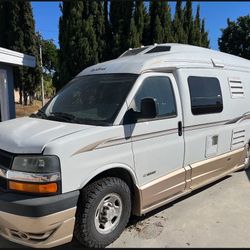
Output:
129,76,177,120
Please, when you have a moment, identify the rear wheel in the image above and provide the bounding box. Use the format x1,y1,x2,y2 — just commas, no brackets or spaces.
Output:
74,177,131,248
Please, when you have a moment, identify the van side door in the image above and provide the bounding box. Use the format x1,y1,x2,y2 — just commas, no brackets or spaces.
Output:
177,68,247,191
126,72,185,212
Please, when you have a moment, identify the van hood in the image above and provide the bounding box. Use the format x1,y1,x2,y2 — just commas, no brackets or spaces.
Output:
0,117,94,154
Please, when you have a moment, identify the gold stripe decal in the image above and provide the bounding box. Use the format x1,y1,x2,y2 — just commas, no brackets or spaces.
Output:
71,138,116,156
72,128,179,155
184,120,229,131
184,113,250,131
132,128,178,142
225,113,250,125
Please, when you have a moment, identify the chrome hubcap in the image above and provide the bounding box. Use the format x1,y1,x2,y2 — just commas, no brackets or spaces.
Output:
94,193,122,234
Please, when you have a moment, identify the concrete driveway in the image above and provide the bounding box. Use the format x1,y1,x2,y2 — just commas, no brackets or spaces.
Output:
1,168,250,248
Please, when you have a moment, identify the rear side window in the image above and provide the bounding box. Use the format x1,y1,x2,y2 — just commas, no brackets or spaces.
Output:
188,76,223,115
130,76,177,119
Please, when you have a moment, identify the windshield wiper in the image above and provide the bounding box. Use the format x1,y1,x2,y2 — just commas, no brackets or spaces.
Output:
30,109,47,119
48,112,82,124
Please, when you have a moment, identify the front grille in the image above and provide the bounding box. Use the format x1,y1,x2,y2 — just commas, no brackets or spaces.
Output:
0,149,14,169
0,176,7,191
0,149,13,192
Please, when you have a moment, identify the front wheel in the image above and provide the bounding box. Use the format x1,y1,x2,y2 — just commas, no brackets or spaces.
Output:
74,177,131,248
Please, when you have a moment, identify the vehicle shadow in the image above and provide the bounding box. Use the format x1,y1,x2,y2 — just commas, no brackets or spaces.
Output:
127,175,231,227
243,167,250,181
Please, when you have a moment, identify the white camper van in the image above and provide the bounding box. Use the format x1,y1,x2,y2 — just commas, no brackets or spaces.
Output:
0,43,249,248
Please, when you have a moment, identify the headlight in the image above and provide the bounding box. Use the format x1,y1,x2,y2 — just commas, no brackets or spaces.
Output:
1,155,61,195
12,155,60,173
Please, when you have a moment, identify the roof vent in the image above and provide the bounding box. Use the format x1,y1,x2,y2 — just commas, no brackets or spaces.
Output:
120,46,149,57
146,46,171,54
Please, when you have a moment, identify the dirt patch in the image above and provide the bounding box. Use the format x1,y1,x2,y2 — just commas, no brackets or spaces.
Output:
138,221,164,239
127,219,164,240
15,100,42,118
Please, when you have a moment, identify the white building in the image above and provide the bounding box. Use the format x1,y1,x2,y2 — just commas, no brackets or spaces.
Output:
0,47,36,121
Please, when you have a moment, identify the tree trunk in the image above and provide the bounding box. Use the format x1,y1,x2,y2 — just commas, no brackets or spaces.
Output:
23,92,28,106
19,89,23,105
29,93,34,105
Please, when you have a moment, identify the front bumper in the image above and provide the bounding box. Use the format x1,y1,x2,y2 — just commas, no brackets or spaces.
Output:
0,191,79,248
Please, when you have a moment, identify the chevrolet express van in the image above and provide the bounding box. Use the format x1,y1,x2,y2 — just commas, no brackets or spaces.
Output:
0,44,249,248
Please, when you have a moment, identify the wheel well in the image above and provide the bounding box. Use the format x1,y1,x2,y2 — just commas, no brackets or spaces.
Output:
88,168,135,193
83,168,140,216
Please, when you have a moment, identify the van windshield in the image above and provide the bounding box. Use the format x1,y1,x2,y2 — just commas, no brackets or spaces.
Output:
34,74,138,126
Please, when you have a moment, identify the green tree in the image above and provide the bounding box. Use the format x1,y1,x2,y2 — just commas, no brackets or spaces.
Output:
201,19,210,48
128,17,140,48
153,15,163,43
58,1,98,89
160,1,173,43
0,1,41,105
0,2,8,47
110,0,133,57
142,5,151,46
20,2,41,105
59,1,83,89
36,74,55,100
149,0,162,44
56,0,210,91
183,0,193,44
37,34,58,76
172,0,186,43
134,0,145,44
218,16,250,59
192,5,201,46
89,1,106,61
36,33,59,101
103,0,113,60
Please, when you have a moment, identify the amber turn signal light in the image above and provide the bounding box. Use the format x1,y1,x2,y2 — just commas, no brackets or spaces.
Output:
9,181,58,194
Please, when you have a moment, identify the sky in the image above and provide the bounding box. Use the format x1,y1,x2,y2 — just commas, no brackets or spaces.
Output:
31,1,250,51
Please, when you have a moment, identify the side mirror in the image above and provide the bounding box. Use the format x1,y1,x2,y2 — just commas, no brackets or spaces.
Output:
139,97,158,119
123,98,158,125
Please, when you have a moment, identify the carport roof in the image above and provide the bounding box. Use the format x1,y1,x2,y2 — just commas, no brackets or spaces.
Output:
0,47,36,68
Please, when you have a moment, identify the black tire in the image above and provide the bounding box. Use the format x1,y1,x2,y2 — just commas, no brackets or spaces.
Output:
74,177,131,248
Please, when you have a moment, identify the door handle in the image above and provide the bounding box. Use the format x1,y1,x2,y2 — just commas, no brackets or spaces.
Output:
178,121,183,136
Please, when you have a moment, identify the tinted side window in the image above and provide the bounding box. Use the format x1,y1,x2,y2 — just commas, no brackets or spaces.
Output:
131,76,177,119
188,76,223,115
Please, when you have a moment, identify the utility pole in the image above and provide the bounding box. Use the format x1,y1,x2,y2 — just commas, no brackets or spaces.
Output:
39,45,45,106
